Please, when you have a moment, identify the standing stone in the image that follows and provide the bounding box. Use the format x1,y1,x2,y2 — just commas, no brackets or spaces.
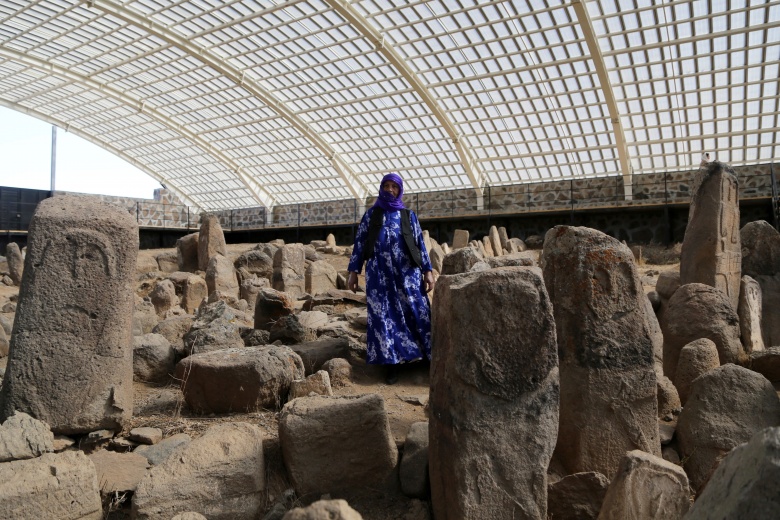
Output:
498,227,509,250
430,267,559,520
151,279,178,317
597,450,690,520
234,250,274,282
738,275,764,352
325,233,336,247
197,214,227,272
429,242,445,273
686,427,780,519
179,274,207,314
156,251,179,273
481,235,494,257
239,276,270,311
756,273,780,348
673,338,720,405
488,226,503,258
676,364,780,492
541,226,659,477
547,472,609,520
273,244,306,297
0,196,137,434
452,229,469,249
441,247,484,275
305,260,338,296
422,230,432,254
176,232,199,272
254,288,294,330
206,254,239,299
740,220,780,278
400,421,430,499
5,242,23,286
680,161,741,310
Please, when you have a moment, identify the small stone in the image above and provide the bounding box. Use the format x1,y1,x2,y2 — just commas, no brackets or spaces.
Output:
129,427,163,445
52,434,75,452
659,423,675,445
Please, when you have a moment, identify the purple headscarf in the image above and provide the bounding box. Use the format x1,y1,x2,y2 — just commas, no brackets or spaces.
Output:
373,173,405,212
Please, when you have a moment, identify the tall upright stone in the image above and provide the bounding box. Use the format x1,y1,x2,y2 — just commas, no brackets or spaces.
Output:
452,229,469,250
740,220,780,278
205,254,239,299
488,226,502,257
273,244,306,297
541,226,660,477
197,214,227,272
5,242,23,286
176,232,199,272
430,267,559,519
738,275,764,353
0,196,138,434
680,161,741,310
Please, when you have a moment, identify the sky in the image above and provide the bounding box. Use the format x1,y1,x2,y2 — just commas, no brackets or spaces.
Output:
0,107,162,199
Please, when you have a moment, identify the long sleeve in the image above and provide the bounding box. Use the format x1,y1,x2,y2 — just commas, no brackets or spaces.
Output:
410,211,433,272
347,208,373,273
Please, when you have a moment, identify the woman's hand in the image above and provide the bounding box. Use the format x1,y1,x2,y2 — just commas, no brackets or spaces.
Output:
423,271,435,293
347,271,359,293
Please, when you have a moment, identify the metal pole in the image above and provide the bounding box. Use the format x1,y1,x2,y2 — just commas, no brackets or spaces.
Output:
50,126,57,192
771,162,779,231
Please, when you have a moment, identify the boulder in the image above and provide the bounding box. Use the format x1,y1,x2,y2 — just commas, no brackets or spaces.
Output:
750,347,780,382
0,411,53,462
156,251,179,273
597,450,690,519
132,423,264,520
0,451,102,519
680,161,741,310
0,196,137,434
269,314,312,344
542,226,659,477
452,229,469,249
183,301,246,355
279,394,398,498
129,427,163,445
430,267,558,519
288,370,332,399
240,276,270,311
488,226,503,258
152,316,193,358
321,357,352,386
662,283,744,380
429,241,445,273
133,333,176,383
656,374,681,418
507,237,527,253
175,346,304,413
282,499,363,520
676,364,780,491
547,472,609,520
485,252,535,269
400,421,429,499
686,426,780,519
242,328,270,347
206,254,239,299
234,250,274,281
176,232,199,272
440,247,484,275
172,514,207,520
5,242,23,286
134,433,191,466
273,244,306,298
167,272,207,314
738,275,765,352
254,288,295,330
740,220,780,278
151,279,178,317
305,260,338,295
756,273,780,347
197,214,227,271
134,299,160,336
674,338,720,405
88,449,149,493
655,270,681,300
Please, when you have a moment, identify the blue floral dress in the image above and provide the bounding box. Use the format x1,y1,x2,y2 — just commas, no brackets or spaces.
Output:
348,207,433,365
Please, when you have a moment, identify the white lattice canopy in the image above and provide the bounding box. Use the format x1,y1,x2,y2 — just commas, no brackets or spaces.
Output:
1,0,778,210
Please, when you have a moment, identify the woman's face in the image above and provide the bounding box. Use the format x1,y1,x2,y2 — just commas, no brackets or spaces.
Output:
382,180,400,198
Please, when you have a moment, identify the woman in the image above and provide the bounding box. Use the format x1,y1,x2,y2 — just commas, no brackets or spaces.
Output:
347,173,435,384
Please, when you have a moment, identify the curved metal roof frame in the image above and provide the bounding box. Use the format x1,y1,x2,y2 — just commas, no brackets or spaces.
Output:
0,0,778,210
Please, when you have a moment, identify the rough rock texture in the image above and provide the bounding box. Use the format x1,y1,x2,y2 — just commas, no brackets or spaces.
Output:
430,267,559,519
172,514,207,520
0,411,54,462
686,426,780,519
756,273,780,348
288,370,332,399
134,299,159,336
282,499,363,520
175,346,304,413
176,232,199,272
542,226,659,477
452,229,469,249
206,254,239,299
656,374,681,418
488,226,502,258
134,433,191,466
132,423,264,520
183,301,246,355
197,214,227,272
240,276,270,311
597,450,690,520
0,196,137,434
674,338,720,405
0,451,102,519
88,449,149,493
429,241,445,273
738,275,765,352
129,427,163,445
305,260,338,296
750,347,780,382
133,333,176,383
273,244,306,298
740,220,780,278
254,288,295,331
440,247,484,275
168,272,207,314
269,314,312,344
151,279,178,317
400,421,429,499
322,357,352,386
152,316,193,358
0,326,7,357
156,251,179,273
676,364,780,491
485,252,535,269
680,161,741,310
279,394,398,498
5,242,23,286
662,283,744,380
547,472,609,520
234,250,274,281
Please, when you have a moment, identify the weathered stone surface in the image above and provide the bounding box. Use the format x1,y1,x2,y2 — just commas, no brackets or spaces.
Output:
0,313,12,337
134,299,159,336
235,250,274,281
197,214,227,271
5,242,23,286
750,347,780,382
547,472,609,520
674,338,720,405
430,267,559,519
288,370,332,399
279,394,398,498
254,287,295,330
428,241,445,273
677,364,780,491
269,314,311,344
507,237,527,253
129,427,163,445
321,357,352,386
400,421,429,499
452,229,469,249
0,196,137,434
440,247,484,275
166,272,207,314
740,220,780,278
240,276,270,311
598,450,690,520
0,451,102,519
488,226,502,258
132,423,264,520
172,514,207,520
756,273,780,348
176,232,199,272
175,346,304,413
326,233,337,247
151,279,178,317
738,275,765,352
89,449,149,493
152,316,193,358
656,373,681,418
0,411,53,462
0,327,7,357
655,270,681,300
485,251,535,269
305,260,338,296
686,426,780,519
680,162,741,310
206,254,239,299
156,251,179,273
481,236,494,257
542,226,659,477
662,283,743,380
183,301,246,355
133,333,176,383
134,433,191,466
345,307,368,328
282,499,363,520
273,244,306,298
